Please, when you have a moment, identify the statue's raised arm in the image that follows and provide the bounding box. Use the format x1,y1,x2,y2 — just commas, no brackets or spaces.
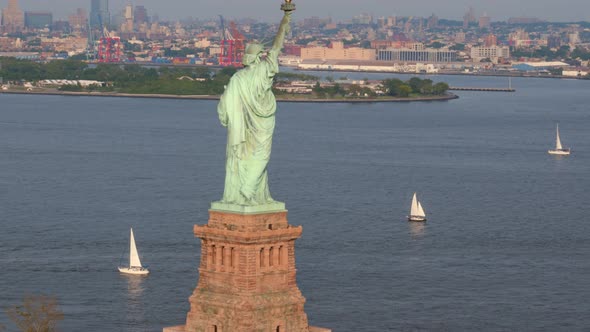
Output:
270,11,292,56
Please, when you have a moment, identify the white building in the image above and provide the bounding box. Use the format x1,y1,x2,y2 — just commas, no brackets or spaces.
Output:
563,70,588,77
278,55,301,67
378,48,458,63
470,45,510,63
38,79,105,87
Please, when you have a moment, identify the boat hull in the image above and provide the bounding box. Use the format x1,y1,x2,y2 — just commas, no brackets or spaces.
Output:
408,216,426,222
118,266,149,275
548,149,570,155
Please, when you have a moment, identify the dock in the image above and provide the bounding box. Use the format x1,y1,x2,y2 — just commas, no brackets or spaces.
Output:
448,87,515,92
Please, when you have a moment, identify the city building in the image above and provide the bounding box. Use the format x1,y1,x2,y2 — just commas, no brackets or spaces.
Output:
463,7,476,28
302,16,330,28
90,0,110,28
386,16,397,27
479,13,491,29
134,6,148,26
371,40,405,49
547,35,562,49
122,4,133,33
193,37,211,48
568,32,580,46
512,61,568,71
40,36,88,54
283,44,302,56
301,41,376,61
509,29,533,48
352,13,372,25
377,47,458,63
484,34,497,47
0,37,19,50
52,20,70,32
0,51,39,60
1,0,25,33
24,11,52,29
470,45,510,62
562,69,588,77
455,31,466,43
427,14,439,29
372,41,427,51
68,8,87,30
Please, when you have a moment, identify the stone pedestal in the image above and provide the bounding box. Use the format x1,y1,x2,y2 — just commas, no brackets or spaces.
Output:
164,206,330,332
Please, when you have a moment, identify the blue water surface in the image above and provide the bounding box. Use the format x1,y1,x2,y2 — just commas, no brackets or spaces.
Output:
0,74,589,331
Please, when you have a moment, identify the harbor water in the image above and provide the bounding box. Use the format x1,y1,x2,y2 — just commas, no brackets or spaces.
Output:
1,74,589,331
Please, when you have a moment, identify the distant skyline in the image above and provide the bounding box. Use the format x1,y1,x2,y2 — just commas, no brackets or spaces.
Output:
2,0,590,22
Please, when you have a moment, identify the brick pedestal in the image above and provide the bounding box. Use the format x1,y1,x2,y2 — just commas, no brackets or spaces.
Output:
164,208,330,332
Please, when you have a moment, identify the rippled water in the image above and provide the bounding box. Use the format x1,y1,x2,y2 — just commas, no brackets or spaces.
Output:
1,75,589,331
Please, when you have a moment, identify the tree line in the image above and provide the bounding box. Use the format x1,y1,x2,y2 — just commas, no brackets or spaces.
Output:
0,58,235,95
382,77,450,97
308,77,449,99
1,58,450,97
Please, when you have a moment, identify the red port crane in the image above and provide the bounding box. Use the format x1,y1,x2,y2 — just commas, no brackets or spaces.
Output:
219,16,245,67
97,15,122,63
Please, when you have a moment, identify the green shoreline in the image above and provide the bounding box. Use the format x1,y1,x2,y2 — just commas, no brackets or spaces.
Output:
1,90,458,103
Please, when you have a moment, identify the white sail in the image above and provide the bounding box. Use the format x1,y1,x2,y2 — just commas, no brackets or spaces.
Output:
555,124,563,150
410,193,420,216
129,228,142,268
417,202,426,218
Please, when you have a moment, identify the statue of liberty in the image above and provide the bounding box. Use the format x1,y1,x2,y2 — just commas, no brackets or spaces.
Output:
215,4,294,208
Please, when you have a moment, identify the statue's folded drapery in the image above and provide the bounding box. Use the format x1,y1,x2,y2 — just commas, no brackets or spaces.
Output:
217,49,280,205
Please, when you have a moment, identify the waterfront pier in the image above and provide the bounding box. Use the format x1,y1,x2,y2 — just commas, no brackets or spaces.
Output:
448,86,516,92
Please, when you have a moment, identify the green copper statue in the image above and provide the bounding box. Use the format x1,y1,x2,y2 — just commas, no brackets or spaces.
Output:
215,2,294,208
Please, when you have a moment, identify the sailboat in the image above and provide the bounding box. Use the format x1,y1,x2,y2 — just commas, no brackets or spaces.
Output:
548,123,571,155
408,192,427,222
118,228,149,275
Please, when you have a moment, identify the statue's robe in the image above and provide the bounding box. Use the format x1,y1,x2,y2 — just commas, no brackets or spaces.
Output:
217,49,280,205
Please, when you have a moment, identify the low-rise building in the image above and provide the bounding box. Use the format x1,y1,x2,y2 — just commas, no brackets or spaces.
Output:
562,70,588,77
40,37,88,54
297,60,440,73
377,48,457,63
0,51,40,60
278,55,301,67
512,61,569,71
300,41,376,61
470,45,510,63
38,79,106,87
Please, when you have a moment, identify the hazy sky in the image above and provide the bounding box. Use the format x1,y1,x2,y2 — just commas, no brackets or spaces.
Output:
3,0,590,22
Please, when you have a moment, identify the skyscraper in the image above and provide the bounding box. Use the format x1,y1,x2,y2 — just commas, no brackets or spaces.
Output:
69,8,88,30
122,4,133,32
90,0,110,28
427,14,439,29
1,0,25,33
134,6,148,26
479,13,491,29
463,7,476,29
24,11,53,29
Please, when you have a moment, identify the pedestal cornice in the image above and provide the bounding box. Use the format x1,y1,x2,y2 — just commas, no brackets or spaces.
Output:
194,224,303,244
210,201,286,214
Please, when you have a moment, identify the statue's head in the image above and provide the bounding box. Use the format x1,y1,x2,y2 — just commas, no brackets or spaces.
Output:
243,43,264,66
